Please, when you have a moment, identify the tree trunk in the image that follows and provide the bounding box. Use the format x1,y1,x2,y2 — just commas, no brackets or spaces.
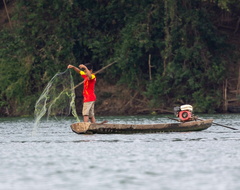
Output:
3,0,12,28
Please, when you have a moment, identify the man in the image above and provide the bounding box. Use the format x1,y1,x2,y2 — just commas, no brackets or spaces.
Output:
67,63,96,123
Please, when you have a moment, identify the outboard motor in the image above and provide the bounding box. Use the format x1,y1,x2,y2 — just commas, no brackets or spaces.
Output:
174,104,196,122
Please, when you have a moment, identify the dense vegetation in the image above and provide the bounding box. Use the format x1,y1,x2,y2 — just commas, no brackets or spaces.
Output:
0,0,240,116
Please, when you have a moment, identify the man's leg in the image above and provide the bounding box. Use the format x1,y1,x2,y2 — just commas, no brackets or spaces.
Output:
89,116,96,123
82,102,90,122
89,102,96,123
82,101,95,123
83,115,89,122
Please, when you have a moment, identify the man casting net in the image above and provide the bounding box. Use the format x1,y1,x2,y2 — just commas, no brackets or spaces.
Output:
33,69,80,134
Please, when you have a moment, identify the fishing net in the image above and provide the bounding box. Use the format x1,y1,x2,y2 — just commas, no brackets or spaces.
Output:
33,69,80,134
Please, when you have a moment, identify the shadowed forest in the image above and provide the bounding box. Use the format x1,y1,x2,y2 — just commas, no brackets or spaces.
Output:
1,0,240,116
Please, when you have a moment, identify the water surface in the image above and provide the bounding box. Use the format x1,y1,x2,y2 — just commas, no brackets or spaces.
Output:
0,114,240,190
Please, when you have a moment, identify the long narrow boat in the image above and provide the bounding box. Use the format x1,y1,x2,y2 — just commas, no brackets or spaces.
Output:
70,119,213,134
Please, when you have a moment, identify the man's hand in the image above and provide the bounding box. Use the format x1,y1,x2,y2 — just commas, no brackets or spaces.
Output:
67,65,74,69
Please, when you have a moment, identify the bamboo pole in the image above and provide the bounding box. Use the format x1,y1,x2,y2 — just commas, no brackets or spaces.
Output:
223,79,228,112
73,61,117,89
198,118,238,130
148,54,152,80
237,65,240,96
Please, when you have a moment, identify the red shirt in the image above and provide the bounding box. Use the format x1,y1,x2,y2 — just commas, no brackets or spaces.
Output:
80,71,96,102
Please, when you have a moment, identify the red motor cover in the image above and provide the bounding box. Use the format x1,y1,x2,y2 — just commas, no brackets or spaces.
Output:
178,110,192,121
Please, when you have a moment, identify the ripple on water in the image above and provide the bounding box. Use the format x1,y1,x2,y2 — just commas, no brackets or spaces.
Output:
0,115,240,190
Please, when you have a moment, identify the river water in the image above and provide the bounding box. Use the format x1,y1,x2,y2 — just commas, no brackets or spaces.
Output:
0,114,240,190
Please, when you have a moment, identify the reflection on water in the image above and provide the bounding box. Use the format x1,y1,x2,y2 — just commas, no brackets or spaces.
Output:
0,114,240,190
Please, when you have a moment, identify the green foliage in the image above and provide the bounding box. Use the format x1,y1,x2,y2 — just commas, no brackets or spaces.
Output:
112,1,165,88
0,28,33,115
145,0,233,112
0,0,239,115
192,89,222,113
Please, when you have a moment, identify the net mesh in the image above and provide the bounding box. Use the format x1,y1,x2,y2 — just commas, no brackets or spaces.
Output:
33,69,80,134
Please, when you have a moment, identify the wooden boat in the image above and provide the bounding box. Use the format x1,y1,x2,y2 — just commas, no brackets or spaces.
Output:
70,119,213,134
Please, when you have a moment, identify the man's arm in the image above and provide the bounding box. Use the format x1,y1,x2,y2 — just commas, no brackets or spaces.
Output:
67,65,80,73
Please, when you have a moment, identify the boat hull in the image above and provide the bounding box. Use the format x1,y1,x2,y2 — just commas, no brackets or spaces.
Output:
70,119,213,134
